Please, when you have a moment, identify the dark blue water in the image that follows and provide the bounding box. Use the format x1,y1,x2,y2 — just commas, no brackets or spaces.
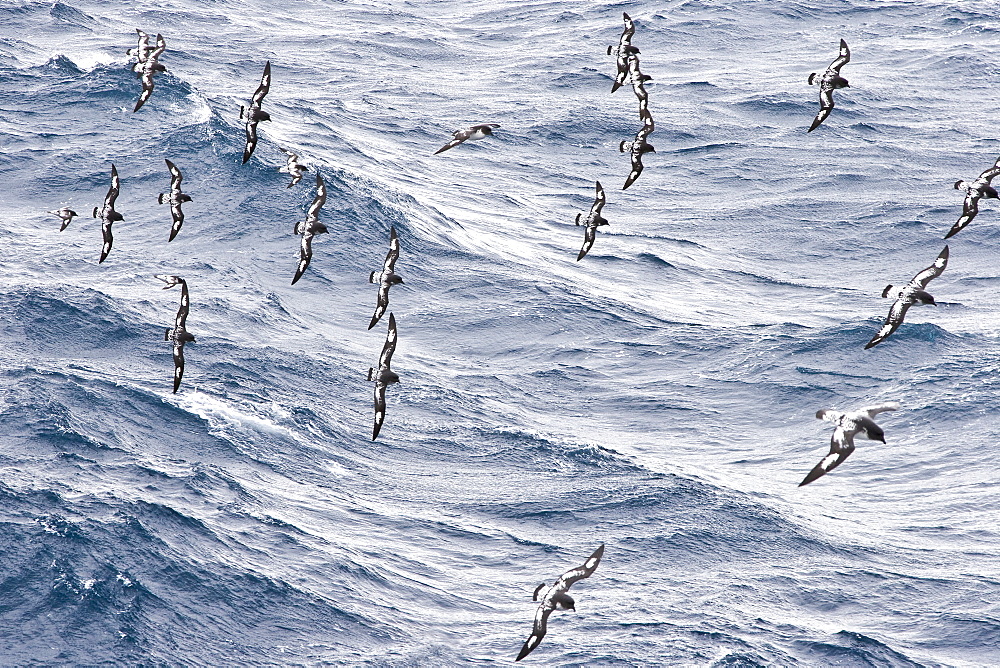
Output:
0,0,997,664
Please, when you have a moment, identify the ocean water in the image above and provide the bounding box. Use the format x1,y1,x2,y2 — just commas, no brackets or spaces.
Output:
0,0,998,665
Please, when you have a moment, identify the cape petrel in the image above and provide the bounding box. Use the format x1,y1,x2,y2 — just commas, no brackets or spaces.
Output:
575,181,608,261
92,163,123,263
368,226,403,330
434,124,500,155
132,31,166,112
865,246,948,350
515,544,605,662
946,155,1000,239
800,403,899,486
608,12,638,93
49,207,78,232
241,61,272,164
158,159,192,241
807,39,851,132
279,148,309,188
156,274,196,394
291,173,328,285
621,113,655,190
367,312,399,441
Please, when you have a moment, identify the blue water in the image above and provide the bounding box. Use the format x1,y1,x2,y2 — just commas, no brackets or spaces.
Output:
0,0,998,665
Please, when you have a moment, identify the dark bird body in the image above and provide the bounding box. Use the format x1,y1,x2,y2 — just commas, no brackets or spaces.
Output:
241,61,272,164
865,246,948,350
291,174,328,285
158,159,192,241
807,39,851,132
92,164,123,263
368,226,403,329
367,312,399,441
575,181,608,261
800,403,899,486
157,275,195,393
946,156,1000,238
515,544,605,662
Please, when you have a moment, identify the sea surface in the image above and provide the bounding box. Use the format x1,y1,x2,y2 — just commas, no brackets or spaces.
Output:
0,0,998,665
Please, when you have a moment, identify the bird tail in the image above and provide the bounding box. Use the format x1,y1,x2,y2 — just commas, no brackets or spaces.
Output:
532,583,547,601
881,284,894,298
367,367,374,382
164,328,172,341
157,193,165,204
369,271,377,284
574,213,581,226
808,72,817,85
92,207,99,218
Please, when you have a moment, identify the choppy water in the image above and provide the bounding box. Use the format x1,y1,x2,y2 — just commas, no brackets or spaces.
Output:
0,0,998,665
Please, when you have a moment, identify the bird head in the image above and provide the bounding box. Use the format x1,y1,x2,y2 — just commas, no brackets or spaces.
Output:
178,331,196,343
914,290,936,306
832,75,849,88
865,424,886,444
179,194,193,203
110,212,124,222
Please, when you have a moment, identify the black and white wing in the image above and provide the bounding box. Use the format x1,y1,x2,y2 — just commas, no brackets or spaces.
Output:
372,380,388,440
553,544,605,592
165,159,183,193
623,150,646,190
132,29,151,64
577,225,597,261
946,190,979,239
134,69,156,112
369,284,391,330
515,600,556,662
799,428,855,486
864,294,912,350
150,33,166,60
434,128,471,155
252,61,271,107
171,339,186,393
829,38,850,73
307,174,327,219
619,12,635,46
379,312,398,371
292,228,315,285
589,181,606,218
858,402,900,419
174,279,190,330
808,86,835,133
383,225,400,274
243,121,260,165
105,164,120,210
907,246,948,290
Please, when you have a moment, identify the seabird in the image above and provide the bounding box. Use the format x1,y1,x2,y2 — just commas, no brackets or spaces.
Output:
800,403,899,486
241,61,272,164
368,226,403,330
156,274,196,394
158,159,192,241
625,52,653,103
807,39,851,132
367,312,399,441
865,245,948,350
575,181,608,261
608,12,638,93
92,163,123,263
133,32,166,112
49,207,77,231
515,544,605,662
128,29,154,69
434,124,500,155
291,173,328,285
279,148,309,188
620,112,655,190
946,155,1000,239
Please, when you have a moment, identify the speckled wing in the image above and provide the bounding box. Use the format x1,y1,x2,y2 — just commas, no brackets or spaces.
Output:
105,164,120,210
946,192,979,239
379,313,398,371
577,224,597,261
799,429,855,486
252,61,271,107
589,181,606,218
908,245,948,290
165,159,183,192
243,120,260,165
829,38,850,72
132,29,150,65
553,544,604,592
515,599,555,662
623,150,646,190
864,296,911,350
372,380,388,440
99,221,114,263
383,225,400,274
174,280,190,330
808,86,835,133
134,70,155,112
172,340,186,393
292,228,315,285
369,284,391,330
307,174,327,219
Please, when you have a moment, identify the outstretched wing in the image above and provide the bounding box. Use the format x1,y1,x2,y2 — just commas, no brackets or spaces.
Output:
382,226,400,273
133,29,150,63
165,159,183,191
307,174,327,218
99,220,114,264
858,402,900,418
172,341,186,393
980,166,1000,184
134,70,155,112
380,312,398,370
434,136,464,154
105,164,120,209
292,229,314,285
577,224,597,261
808,88,835,133
515,601,555,662
623,151,645,189
368,284,390,330
590,181,606,217
151,33,166,59
829,39,850,72
174,279,190,330
799,429,855,486
619,12,635,46
553,544,605,592
252,61,271,106
372,382,388,440
908,245,948,290
945,194,978,239
864,296,911,350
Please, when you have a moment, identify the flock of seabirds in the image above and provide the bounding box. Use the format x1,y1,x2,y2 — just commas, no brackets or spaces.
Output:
36,15,997,661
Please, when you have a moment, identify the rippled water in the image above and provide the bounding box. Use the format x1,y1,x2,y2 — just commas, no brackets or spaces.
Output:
0,0,997,665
